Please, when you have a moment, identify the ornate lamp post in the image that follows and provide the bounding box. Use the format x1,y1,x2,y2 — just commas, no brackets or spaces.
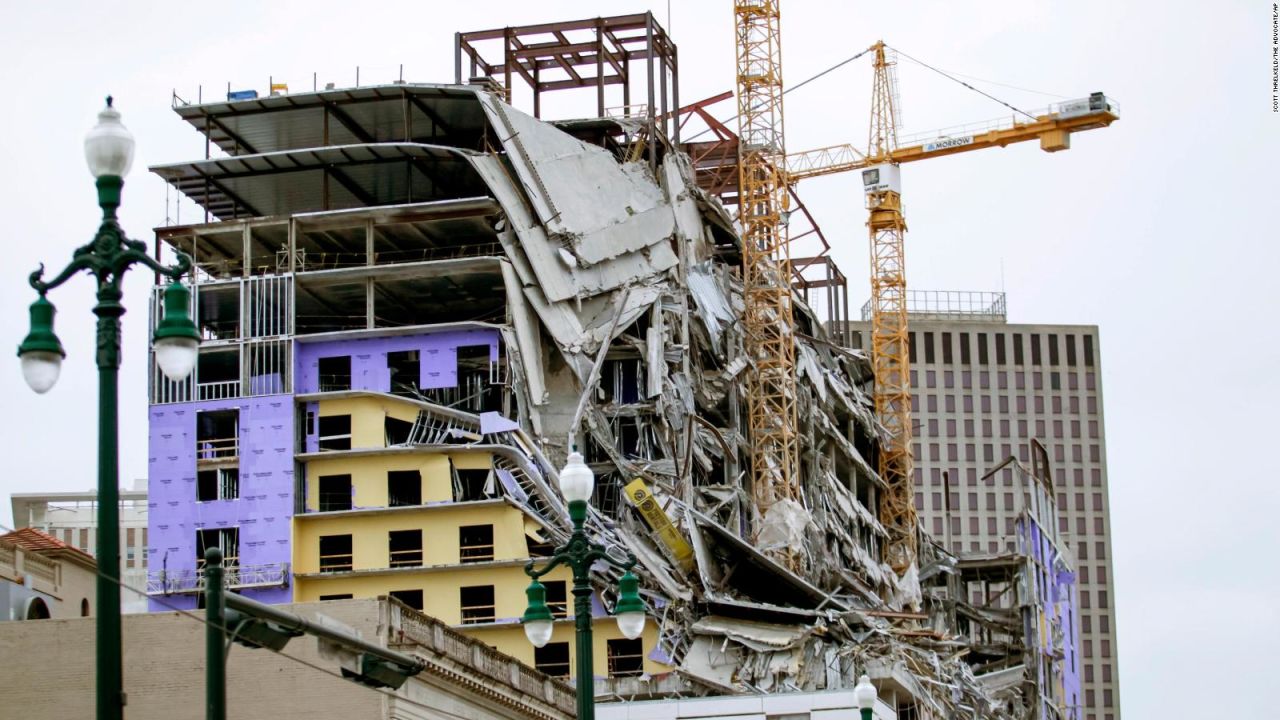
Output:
523,450,646,720
18,97,199,720
854,673,879,720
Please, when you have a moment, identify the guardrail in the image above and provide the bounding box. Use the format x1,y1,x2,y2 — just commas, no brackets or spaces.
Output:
147,562,289,595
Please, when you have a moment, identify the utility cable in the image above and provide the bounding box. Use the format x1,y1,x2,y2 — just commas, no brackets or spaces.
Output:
683,45,876,144
0,521,562,720
885,45,1037,121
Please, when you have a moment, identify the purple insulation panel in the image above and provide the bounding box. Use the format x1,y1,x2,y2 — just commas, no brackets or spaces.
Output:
295,329,500,395
1020,516,1082,718
147,395,294,611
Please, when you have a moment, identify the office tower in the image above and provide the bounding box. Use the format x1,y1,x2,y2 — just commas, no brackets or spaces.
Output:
852,290,1121,719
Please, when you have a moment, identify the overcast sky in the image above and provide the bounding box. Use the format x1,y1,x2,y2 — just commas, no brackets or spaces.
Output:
1,1,1276,716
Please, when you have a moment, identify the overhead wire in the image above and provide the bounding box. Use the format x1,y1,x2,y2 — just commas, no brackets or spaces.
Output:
0,521,558,720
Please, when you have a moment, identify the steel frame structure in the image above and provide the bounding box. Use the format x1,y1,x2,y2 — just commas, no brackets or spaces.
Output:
455,13,678,167
734,0,801,567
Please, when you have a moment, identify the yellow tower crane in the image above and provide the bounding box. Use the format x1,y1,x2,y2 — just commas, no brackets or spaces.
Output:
787,41,1120,573
733,0,802,568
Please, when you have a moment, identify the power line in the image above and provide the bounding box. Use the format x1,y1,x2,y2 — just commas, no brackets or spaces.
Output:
0,522,561,720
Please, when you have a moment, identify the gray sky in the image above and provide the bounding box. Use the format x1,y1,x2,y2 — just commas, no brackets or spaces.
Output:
1,1,1276,716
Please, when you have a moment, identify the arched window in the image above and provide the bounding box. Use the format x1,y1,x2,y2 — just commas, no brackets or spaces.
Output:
81,598,91,617
25,597,50,620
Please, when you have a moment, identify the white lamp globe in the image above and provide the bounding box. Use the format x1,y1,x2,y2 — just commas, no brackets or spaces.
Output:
854,674,877,710
21,352,62,394
616,610,645,640
85,98,135,178
559,451,594,503
154,337,198,382
523,618,554,648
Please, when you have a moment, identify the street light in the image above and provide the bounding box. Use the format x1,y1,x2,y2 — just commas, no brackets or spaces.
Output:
523,450,646,720
854,674,878,720
18,97,198,720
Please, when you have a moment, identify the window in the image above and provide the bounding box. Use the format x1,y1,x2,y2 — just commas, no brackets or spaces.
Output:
319,594,354,601
459,525,495,563
607,638,645,677
1012,333,1024,365
1048,334,1060,365
908,332,917,363
995,334,1007,364
454,464,493,502
318,474,352,512
535,642,571,678
959,333,971,364
318,356,351,391
385,415,413,446
319,534,353,572
387,350,421,396
941,333,953,363
1030,334,1042,365
196,528,239,568
197,468,239,501
196,409,239,461
389,530,423,568
1083,335,1095,366
543,580,569,618
977,333,988,364
460,585,496,624
1066,335,1078,366
388,470,422,507
317,415,352,451
923,333,935,363
390,589,424,611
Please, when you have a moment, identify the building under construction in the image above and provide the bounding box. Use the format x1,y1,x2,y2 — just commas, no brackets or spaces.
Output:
141,11,1109,720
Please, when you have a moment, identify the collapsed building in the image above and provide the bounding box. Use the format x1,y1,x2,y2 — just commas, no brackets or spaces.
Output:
141,13,1079,720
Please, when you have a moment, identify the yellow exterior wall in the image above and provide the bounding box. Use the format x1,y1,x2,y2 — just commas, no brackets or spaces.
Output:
293,503,527,572
296,393,667,679
315,396,417,449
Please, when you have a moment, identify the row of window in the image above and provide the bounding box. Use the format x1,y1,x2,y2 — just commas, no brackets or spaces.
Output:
913,441,1103,465
915,390,1099,416
919,491,1108,516
317,525,495,572
912,368,1098,393
915,466,1105,489
315,345,501,412
906,330,1096,368
534,639,644,679
922,416,1100,440
314,468,494,512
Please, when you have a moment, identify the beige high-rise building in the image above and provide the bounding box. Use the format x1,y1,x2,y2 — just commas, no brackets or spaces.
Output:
850,291,1121,720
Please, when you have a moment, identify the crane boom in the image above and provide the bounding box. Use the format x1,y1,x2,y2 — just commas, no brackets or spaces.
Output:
786,95,1119,182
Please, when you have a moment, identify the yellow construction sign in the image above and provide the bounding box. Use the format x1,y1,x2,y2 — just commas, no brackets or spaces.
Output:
623,479,695,574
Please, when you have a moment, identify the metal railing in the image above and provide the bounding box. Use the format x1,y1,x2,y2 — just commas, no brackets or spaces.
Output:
319,554,354,573
861,289,1007,321
388,549,423,568
459,543,495,564
147,562,290,594
196,436,239,461
197,379,241,401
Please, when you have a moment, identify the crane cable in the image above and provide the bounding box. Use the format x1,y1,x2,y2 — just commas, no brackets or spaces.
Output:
682,45,876,143
885,44,1038,122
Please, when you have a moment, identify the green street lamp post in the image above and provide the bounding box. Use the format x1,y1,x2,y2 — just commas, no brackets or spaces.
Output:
854,673,879,720
18,97,200,720
523,450,646,720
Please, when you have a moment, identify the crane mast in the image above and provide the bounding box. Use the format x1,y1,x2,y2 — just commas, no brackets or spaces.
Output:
734,0,801,567
866,41,918,573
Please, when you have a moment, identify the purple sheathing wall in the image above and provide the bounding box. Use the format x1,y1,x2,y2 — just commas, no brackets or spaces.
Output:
295,329,500,395
1019,515,1082,719
148,395,294,611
